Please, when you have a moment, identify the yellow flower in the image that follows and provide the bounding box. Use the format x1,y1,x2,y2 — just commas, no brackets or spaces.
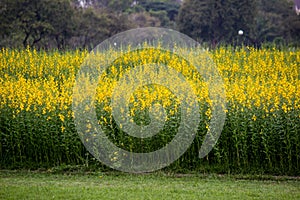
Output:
61,126,66,132
58,113,65,122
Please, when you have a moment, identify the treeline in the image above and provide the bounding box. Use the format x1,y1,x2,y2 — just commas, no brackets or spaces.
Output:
0,0,299,49
178,0,300,47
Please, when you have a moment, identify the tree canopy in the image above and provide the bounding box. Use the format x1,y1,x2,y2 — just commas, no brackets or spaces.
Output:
177,0,300,46
0,0,299,49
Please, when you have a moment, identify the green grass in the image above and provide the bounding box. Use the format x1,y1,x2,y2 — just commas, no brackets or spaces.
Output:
0,171,299,200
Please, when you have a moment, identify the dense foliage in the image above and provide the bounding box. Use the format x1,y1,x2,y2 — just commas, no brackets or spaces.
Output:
0,46,299,175
0,0,299,49
178,0,300,46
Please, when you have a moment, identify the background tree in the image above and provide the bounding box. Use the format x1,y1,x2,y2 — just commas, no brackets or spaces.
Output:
177,0,257,46
0,0,54,48
74,7,132,48
0,0,76,49
177,0,212,42
254,0,300,45
107,0,134,13
47,0,77,49
129,12,161,27
137,0,180,21
0,0,132,49
0,0,299,49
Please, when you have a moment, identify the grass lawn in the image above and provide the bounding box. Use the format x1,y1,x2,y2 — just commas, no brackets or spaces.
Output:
0,170,299,200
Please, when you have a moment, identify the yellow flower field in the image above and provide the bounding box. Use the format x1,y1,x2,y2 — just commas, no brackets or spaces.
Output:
0,46,299,174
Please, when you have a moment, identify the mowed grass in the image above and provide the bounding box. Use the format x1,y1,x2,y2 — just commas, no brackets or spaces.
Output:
0,171,299,200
